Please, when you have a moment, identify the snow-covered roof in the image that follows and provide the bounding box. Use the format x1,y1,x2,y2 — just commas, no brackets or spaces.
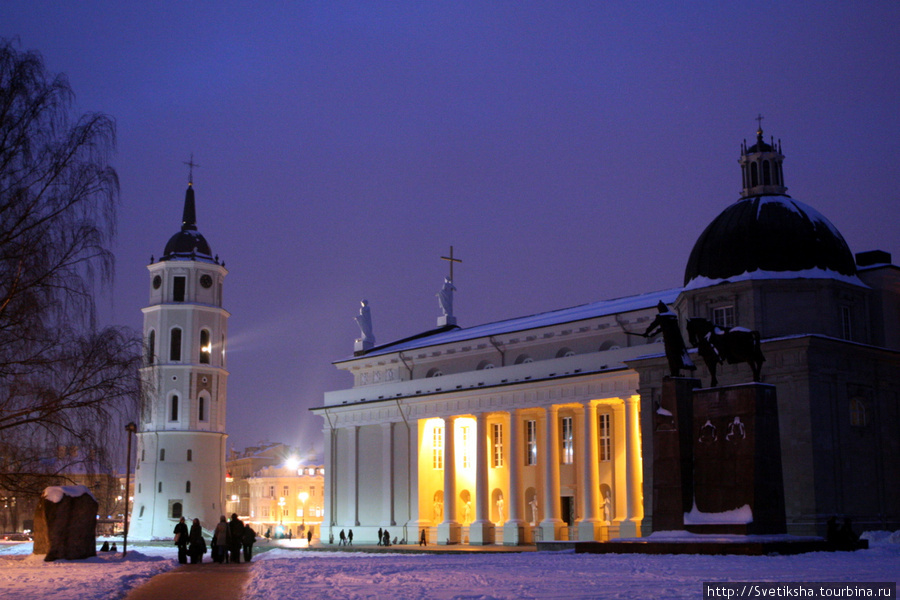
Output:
338,288,681,362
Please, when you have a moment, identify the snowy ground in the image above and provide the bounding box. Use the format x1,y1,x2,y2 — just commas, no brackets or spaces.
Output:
1,534,898,600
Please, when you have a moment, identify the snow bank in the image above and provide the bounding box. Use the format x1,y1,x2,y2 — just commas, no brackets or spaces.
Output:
0,543,179,600
684,502,753,525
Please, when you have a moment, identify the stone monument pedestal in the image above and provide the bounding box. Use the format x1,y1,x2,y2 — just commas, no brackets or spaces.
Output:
653,379,786,535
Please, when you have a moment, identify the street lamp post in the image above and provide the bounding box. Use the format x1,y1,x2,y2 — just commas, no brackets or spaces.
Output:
122,422,137,556
298,491,309,527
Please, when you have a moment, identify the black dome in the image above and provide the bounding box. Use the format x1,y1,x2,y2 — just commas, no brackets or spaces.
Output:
161,184,214,261
684,195,857,286
163,229,213,259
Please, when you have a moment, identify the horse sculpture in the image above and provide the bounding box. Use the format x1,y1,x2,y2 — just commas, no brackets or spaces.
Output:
686,317,765,387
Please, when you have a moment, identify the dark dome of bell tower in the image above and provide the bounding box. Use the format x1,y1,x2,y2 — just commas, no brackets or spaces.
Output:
162,183,214,261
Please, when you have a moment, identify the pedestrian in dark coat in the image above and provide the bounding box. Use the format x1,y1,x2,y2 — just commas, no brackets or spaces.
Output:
339,529,346,546
377,527,383,546
228,513,243,563
173,517,189,564
348,529,353,546
241,523,256,562
307,528,313,545
189,518,206,564
213,515,229,563
382,529,390,547
420,529,426,546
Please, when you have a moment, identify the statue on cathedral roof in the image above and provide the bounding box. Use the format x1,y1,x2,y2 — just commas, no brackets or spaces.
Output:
437,276,456,317
354,299,374,349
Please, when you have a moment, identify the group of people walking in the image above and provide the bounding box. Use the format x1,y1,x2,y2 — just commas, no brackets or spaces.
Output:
173,513,256,564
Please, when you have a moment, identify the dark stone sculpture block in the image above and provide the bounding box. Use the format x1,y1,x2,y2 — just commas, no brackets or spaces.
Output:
33,486,99,561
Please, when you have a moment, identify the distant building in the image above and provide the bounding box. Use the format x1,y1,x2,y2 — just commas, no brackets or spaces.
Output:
313,127,900,544
225,443,324,539
130,182,230,539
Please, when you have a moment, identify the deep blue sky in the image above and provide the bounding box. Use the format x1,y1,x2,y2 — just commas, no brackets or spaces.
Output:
5,2,899,458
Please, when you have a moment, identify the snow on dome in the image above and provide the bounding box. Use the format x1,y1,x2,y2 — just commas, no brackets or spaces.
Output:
684,195,857,287
42,485,95,503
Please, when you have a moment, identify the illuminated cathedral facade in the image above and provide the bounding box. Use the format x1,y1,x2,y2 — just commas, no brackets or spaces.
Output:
313,127,900,544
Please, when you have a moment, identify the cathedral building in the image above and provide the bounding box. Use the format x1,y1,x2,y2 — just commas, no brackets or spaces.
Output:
129,182,230,539
313,127,900,544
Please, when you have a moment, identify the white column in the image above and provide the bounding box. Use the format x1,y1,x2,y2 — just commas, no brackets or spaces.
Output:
405,418,428,535
578,402,603,541
540,405,564,540
620,395,643,537
348,425,359,526
322,426,335,537
437,416,461,544
382,421,395,526
503,409,526,545
469,412,494,544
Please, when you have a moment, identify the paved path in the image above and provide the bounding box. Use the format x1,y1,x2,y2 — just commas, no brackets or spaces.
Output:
124,562,253,600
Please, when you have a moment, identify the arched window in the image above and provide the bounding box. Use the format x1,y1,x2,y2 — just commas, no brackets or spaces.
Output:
763,160,771,185
147,330,155,365
200,329,211,364
170,395,179,421
514,354,533,365
171,501,182,518
477,360,495,370
187,449,193,462
556,347,575,358
170,328,182,361
160,448,166,461
198,397,206,421
186,481,191,493
158,482,163,493
426,368,443,377
750,162,759,187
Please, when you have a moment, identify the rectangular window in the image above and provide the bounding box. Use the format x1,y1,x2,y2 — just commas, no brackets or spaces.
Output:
173,276,186,302
599,413,611,462
283,485,289,497
461,425,470,469
525,420,537,466
433,426,443,470
492,423,503,468
268,485,274,498
562,416,574,464
841,306,852,340
262,507,268,517
712,305,735,328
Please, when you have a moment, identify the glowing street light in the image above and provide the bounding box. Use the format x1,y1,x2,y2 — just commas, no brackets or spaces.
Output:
298,491,309,526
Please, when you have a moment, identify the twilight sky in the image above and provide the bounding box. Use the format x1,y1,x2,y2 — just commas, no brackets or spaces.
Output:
4,2,900,459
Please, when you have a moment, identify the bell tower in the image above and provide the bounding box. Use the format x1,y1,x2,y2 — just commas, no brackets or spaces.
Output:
130,180,230,539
